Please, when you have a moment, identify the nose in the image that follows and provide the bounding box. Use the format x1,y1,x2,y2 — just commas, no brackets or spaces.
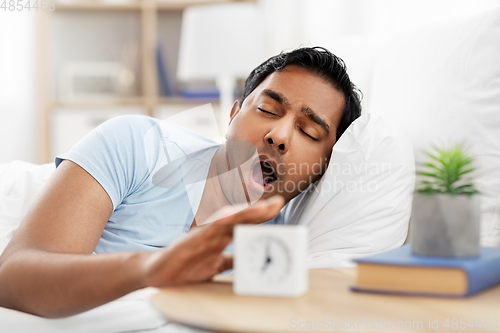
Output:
264,119,292,155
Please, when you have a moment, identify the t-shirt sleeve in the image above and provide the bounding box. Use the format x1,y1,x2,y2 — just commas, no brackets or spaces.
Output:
55,114,159,210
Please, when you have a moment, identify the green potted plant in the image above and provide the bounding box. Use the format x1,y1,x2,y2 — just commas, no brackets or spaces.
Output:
410,144,480,257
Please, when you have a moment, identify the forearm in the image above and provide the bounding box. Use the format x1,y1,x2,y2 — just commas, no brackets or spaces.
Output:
0,249,149,318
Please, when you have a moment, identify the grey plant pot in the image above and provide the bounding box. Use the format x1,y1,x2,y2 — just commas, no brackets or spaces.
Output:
410,193,480,257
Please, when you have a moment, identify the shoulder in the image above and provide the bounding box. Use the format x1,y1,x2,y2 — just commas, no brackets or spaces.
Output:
95,115,176,155
96,114,220,169
99,114,217,146
97,114,159,137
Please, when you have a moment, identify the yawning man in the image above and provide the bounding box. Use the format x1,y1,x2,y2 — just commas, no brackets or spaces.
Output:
0,47,361,317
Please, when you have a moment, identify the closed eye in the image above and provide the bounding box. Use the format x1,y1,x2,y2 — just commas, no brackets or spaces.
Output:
257,107,277,116
299,127,318,141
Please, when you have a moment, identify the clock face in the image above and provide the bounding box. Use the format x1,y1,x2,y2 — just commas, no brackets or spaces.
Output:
244,236,291,284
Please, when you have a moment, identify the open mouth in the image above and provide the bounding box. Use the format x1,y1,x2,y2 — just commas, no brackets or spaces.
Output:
251,156,278,190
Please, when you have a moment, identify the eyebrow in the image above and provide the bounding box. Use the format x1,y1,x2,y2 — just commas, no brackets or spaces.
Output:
301,107,330,136
262,89,290,107
261,89,331,136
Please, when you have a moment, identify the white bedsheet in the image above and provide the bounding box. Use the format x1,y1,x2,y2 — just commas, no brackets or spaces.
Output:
0,287,211,333
0,288,165,333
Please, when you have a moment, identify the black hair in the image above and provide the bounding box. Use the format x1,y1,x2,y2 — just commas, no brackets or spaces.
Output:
241,46,362,141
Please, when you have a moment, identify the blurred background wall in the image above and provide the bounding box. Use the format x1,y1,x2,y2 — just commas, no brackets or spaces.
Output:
0,0,499,164
0,10,37,163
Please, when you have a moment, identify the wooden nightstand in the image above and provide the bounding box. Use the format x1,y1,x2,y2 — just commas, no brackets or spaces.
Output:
152,268,500,332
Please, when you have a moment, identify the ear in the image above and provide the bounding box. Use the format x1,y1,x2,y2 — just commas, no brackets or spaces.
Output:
225,101,241,141
228,100,241,125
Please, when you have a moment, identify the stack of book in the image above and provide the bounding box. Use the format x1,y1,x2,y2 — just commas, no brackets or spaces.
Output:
351,245,500,297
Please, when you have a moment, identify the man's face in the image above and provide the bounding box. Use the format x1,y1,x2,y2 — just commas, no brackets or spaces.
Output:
226,65,345,203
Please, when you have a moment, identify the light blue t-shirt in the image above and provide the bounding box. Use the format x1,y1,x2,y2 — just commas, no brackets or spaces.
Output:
55,115,281,254
56,115,220,253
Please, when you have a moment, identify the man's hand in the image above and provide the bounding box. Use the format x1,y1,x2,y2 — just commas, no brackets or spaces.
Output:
142,196,284,288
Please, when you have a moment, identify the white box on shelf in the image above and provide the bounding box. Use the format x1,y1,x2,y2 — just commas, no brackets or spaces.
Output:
58,61,135,100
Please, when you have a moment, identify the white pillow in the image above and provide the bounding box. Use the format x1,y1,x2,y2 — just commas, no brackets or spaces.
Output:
0,161,55,254
366,7,500,247
283,113,415,268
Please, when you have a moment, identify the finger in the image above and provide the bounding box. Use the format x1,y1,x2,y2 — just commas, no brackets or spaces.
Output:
199,195,285,243
202,203,249,223
200,229,234,252
217,195,285,226
217,253,233,273
221,195,283,225
255,195,285,210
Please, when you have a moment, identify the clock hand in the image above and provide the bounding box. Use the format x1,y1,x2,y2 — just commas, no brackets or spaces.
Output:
261,256,272,272
261,241,272,272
